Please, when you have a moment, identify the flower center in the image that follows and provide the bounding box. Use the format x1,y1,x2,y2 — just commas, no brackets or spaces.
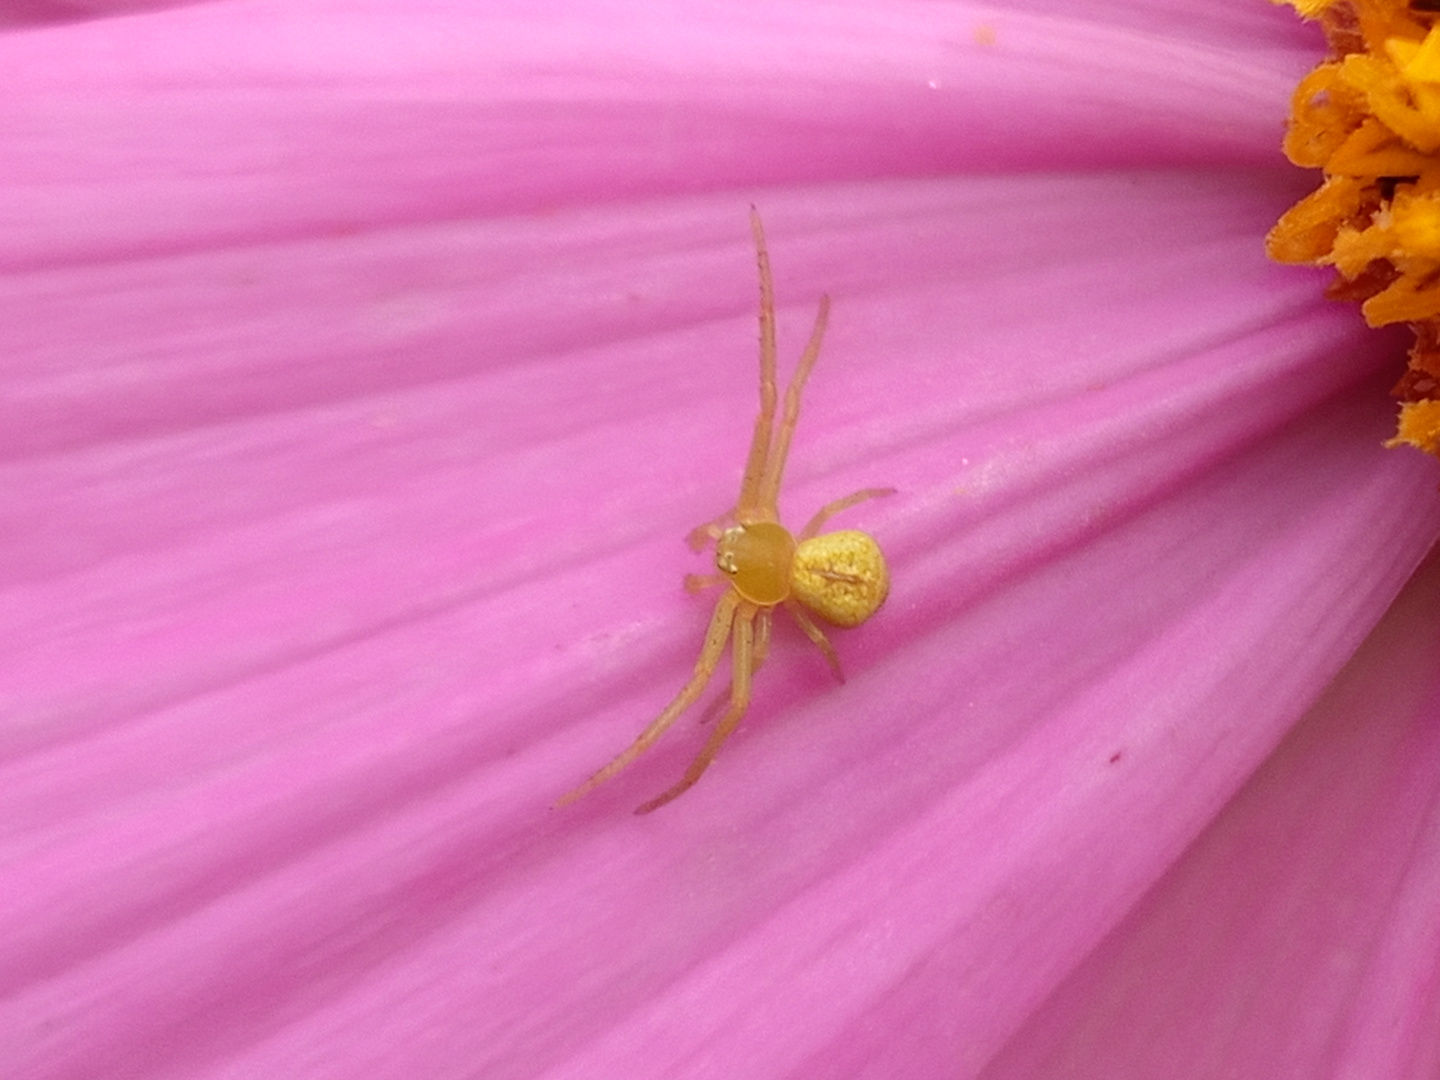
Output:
1269,0,1440,455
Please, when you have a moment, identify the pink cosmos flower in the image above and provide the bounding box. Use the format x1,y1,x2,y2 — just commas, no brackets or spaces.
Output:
3,1,1439,1077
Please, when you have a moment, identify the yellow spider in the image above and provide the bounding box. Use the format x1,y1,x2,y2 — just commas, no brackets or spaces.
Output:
559,209,893,814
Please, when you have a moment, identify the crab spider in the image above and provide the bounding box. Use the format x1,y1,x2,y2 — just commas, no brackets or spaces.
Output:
558,209,893,814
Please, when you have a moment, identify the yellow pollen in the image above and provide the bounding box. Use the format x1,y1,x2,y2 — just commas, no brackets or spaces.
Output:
1268,0,1440,457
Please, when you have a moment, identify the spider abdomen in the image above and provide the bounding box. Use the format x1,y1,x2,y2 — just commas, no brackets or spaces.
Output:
791,531,890,628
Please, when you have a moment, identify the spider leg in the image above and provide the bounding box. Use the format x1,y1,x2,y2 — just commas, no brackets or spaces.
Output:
752,606,772,670
798,487,897,541
735,208,780,521
783,599,844,683
696,606,770,726
684,572,727,593
555,590,740,806
686,514,732,552
758,293,830,514
636,603,758,814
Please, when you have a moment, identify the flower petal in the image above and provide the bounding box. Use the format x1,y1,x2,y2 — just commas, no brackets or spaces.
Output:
980,545,1440,1080
5,175,1437,1076
4,0,1315,266
3,1,1431,1077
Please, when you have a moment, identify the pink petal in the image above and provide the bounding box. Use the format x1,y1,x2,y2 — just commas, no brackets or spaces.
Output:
7,177,1436,1077
5,0,1315,266
982,547,1440,1080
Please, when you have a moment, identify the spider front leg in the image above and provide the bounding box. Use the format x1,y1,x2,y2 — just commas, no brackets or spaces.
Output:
636,602,758,814
555,590,740,807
